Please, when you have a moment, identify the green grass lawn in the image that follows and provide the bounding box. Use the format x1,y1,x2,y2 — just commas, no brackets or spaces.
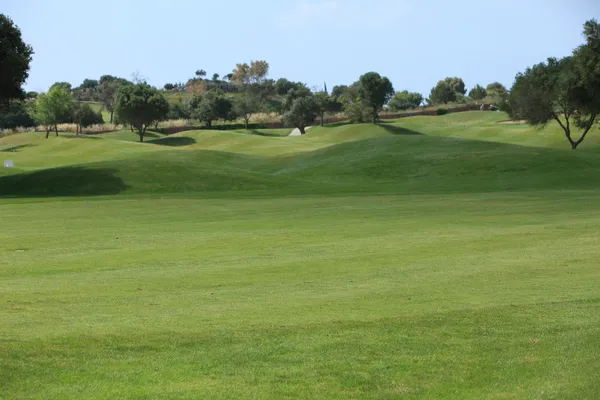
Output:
1,112,600,398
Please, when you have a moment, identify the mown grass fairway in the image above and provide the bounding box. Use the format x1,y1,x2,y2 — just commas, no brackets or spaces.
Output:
1,112,600,399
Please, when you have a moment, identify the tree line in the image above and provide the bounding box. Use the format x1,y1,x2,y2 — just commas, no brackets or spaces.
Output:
2,13,598,148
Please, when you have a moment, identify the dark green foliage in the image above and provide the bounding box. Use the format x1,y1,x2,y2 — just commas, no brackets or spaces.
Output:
429,81,457,105
282,95,317,134
50,82,72,92
164,83,175,90
275,78,305,96
166,101,191,120
344,101,370,123
509,20,600,149
35,86,76,137
114,84,170,142
468,85,487,100
0,14,33,104
284,86,313,109
314,91,337,127
26,91,38,99
189,89,232,128
73,103,103,133
80,79,99,90
233,92,261,129
0,101,35,129
436,108,448,115
358,72,394,123
443,77,467,95
388,91,424,111
486,82,509,98
98,76,131,123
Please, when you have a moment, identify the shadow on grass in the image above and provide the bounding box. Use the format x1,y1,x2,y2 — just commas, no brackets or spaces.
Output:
248,129,288,137
322,121,352,128
0,167,128,197
380,123,423,136
148,137,197,147
0,144,34,152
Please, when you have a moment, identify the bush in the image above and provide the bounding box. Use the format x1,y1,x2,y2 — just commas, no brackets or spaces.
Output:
0,101,36,130
344,101,370,123
436,108,448,115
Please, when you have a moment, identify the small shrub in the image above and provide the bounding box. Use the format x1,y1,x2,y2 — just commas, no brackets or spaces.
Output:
436,108,448,115
344,101,370,123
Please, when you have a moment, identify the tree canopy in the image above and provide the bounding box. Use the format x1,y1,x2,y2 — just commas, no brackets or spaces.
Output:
190,89,232,128
35,85,75,138
0,14,34,104
388,91,423,111
358,72,394,123
509,19,600,149
114,84,169,142
282,95,317,134
443,77,466,95
73,103,103,134
429,80,457,105
468,85,487,100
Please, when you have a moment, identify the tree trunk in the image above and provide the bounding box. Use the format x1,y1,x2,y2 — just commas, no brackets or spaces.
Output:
299,126,305,134
372,107,377,124
55,125,59,136
45,128,50,139
154,121,159,130
244,118,249,130
321,113,324,127
139,126,146,142
110,110,114,124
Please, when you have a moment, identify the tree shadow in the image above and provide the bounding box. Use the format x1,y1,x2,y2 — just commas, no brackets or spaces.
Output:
1,144,34,152
248,129,288,137
322,121,351,128
0,167,128,197
148,137,197,147
379,123,423,136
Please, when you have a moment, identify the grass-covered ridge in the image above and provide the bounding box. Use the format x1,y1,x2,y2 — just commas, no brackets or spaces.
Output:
2,112,600,398
1,112,600,197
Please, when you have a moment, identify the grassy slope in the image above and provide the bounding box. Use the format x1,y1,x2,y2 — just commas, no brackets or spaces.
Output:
87,102,112,123
1,113,600,399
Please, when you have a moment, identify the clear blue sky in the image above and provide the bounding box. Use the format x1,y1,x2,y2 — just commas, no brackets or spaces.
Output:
3,0,599,96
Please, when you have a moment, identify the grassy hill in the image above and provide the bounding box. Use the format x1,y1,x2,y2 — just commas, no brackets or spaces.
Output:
1,112,600,398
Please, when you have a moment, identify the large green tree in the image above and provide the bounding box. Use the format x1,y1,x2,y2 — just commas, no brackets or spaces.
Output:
443,77,467,95
429,80,457,105
190,89,232,128
35,86,76,138
314,91,337,127
98,75,131,123
358,72,394,123
73,103,103,134
468,85,487,100
388,91,423,111
114,84,169,142
509,19,600,150
0,14,33,104
282,95,317,134
0,100,35,129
